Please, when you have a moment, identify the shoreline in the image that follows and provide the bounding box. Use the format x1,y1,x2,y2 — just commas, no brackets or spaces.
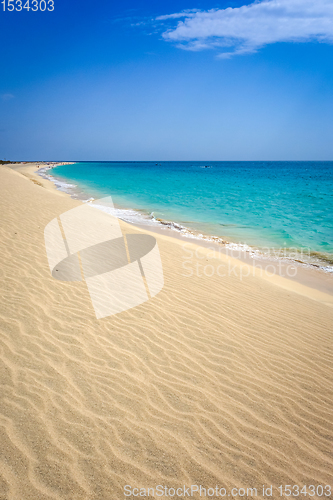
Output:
6,162,333,299
7,161,75,192
38,163,333,274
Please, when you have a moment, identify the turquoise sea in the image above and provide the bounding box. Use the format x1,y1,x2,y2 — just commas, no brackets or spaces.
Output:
44,161,333,270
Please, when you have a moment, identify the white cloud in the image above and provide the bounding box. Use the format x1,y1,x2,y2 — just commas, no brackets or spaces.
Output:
157,0,333,57
1,93,14,101
156,10,199,21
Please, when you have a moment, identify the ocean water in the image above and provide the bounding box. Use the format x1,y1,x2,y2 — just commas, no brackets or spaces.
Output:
45,161,333,270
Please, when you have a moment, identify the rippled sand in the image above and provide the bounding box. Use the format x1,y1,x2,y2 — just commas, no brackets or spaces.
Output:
0,165,332,499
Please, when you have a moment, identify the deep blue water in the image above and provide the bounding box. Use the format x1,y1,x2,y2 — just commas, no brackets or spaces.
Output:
50,161,333,265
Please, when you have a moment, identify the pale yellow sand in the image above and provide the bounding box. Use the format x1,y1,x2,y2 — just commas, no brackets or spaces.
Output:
0,164,332,500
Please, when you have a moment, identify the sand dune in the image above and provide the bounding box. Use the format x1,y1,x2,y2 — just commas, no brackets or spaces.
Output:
0,165,332,499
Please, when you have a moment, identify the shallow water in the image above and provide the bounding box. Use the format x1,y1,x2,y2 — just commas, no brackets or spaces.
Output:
47,161,333,270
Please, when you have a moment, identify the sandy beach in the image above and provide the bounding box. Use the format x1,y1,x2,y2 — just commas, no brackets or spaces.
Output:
0,163,332,499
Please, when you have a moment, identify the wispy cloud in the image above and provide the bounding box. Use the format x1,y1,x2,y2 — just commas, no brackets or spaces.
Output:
156,10,199,21
1,93,14,101
156,0,333,58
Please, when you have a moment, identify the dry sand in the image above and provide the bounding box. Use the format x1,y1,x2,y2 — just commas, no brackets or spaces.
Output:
0,164,332,500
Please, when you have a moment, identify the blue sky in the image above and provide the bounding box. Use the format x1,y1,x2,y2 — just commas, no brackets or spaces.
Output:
1,0,333,160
